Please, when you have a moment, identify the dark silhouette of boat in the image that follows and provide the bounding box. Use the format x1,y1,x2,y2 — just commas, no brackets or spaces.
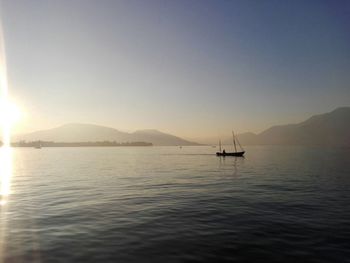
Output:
216,151,244,157
216,131,245,157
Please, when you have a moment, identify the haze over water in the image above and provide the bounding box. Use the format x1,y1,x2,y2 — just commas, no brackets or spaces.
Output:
1,146,349,262
2,0,350,137
0,1,349,262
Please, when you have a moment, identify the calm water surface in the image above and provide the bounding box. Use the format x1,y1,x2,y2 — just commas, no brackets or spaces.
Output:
1,146,350,262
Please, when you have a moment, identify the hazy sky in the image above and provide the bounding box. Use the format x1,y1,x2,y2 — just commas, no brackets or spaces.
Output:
1,0,349,139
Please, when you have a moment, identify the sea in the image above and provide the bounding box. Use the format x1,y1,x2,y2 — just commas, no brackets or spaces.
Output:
1,146,349,262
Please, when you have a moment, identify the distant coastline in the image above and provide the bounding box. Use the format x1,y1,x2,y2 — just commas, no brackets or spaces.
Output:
14,123,199,146
9,107,350,147
8,141,153,147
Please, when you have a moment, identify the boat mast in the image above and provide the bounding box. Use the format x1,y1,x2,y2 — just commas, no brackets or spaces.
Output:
236,136,244,152
232,131,237,153
219,139,222,152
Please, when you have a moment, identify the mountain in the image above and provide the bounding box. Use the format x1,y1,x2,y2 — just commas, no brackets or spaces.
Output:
15,123,132,143
14,107,350,147
14,123,199,146
232,107,350,146
132,129,196,146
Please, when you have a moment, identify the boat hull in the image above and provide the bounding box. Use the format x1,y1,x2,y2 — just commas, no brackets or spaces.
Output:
216,151,245,157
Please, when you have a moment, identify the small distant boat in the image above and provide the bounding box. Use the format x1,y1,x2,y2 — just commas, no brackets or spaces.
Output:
216,131,245,157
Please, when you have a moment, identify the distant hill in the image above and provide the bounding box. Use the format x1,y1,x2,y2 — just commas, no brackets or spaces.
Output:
14,123,199,146
232,107,350,146
14,107,350,147
132,129,197,146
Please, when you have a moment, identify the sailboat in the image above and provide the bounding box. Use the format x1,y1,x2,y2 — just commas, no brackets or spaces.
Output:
216,131,245,157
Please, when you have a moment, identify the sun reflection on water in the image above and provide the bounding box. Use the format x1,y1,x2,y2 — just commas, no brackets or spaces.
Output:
0,18,16,206
0,145,13,205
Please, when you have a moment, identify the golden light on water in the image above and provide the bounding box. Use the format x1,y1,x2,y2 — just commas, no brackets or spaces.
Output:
0,146,13,204
0,101,19,203
0,101,20,203
0,20,20,206
0,19,15,262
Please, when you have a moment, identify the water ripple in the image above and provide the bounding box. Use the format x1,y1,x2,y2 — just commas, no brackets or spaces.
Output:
1,146,349,262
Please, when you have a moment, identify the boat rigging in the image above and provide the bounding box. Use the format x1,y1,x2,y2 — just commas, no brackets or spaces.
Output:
216,131,245,157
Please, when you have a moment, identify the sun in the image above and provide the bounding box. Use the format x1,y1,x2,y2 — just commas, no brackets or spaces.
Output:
0,100,21,126
0,100,21,146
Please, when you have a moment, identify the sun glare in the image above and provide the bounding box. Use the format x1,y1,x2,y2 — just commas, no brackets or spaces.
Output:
0,100,20,204
0,146,12,197
0,100,21,146
0,100,21,126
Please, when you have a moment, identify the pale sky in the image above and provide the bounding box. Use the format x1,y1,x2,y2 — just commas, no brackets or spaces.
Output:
1,0,349,139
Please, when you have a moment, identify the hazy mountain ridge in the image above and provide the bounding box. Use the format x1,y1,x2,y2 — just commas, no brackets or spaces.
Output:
14,107,350,147
14,123,199,146
131,129,196,146
235,107,350,146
